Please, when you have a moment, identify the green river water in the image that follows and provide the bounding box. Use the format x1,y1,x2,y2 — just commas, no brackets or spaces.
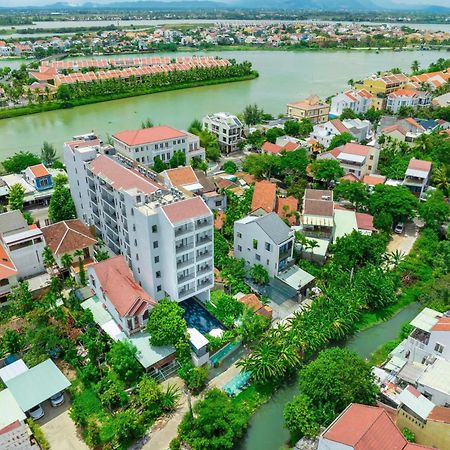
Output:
236,301,422,450
0,49,446,157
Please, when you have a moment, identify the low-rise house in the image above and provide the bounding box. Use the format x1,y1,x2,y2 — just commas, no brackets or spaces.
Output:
397,386,450,450
251,180,277,215
386,89,432,113
417,359,450,406
342,118,372,143
0,244,18,304
318,403,433,450
287,95,330,124
311,118,371,148
88,255,156,336
333,207,377,241
261,140,300,155
329,88,373,117
276,196,299,226
0,211,46,279
378,117,426,145
363,174,386,189
41,219,97,271
301,189,334,240
235,292,273,319
403,159,432,198
317,142,380,179
202,112,243,154
112,125,204,165
234,212,294,278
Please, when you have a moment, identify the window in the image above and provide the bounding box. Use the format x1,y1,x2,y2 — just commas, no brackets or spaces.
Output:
266,259,270,266
265,242,271,251
136,254,139,261
157,285,162,292
256,254,261,261
154,256,160,263
156,271,161,278
434,343,444,354
152,225,157,233
238,245,242,252
134,239,137,246
237,232,242,239
153,241,159,249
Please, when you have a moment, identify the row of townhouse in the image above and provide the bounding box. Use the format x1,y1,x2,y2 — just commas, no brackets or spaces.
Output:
64,133,214,304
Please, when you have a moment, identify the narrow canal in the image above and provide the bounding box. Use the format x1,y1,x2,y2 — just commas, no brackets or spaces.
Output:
236,301,422,450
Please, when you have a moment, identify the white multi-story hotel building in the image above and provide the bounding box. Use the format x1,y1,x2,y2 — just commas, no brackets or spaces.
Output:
202,112,243,154
64,138,213,303
112,125,205,165
329,89,373,117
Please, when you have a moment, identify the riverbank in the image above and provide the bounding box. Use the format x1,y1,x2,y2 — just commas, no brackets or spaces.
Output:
0,72,258,120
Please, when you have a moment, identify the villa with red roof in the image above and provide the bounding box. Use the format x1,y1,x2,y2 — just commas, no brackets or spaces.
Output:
23,164,53,191
403,158,432,197
251,180,277,215
261,140,300,156
317,142,380,179
318,403,433,450
88,255,156,336
112,125,204,165
330,89,373,117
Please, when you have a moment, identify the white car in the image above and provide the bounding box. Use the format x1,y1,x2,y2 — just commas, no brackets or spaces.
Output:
50,392,65,407
28,404,44,420
394,222,404,234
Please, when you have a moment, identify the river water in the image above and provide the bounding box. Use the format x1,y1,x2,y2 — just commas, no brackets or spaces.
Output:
0,49,446,158
236,301,422,450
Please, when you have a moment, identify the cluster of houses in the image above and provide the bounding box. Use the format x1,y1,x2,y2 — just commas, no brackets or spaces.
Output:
2,21,450,59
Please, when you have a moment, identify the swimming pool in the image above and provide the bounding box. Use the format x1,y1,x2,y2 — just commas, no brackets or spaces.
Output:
179,297,226,335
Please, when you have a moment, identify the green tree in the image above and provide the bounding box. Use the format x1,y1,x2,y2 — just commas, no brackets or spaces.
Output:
333,180,369,210
310,159,344,184
223,160,238,174
106,341,142,384
136,376,162,410
188,118,202,134
3,151,41,173
169,150,186,169
250,264,269,285
370,184,418,231
40,141,57,166
8,183,25,212
283,120,300,137
147,298,187,346
265,127,285,144
141,118,154,128
153,156,168,173
56,84,71,101
1,329,23,355
328,132,353,150
284,394,320,438
100,409,144,447
48,179,76,222
60,253,73,271
339,108,357,120
95,371,128,410
297,348,378,426
42,246,55,268
419,189,450,230
242,104,264,125
175,388,247,450
278,148,308,182
242,153,279,179
298,118,313,137
411,60,420,74
8,282,34,316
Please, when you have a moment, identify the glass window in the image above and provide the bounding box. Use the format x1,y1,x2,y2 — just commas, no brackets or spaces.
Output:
153,241,159,249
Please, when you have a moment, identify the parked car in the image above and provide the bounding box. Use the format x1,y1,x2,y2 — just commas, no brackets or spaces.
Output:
394,222,404,234
28,404,44,420
50,392,65,407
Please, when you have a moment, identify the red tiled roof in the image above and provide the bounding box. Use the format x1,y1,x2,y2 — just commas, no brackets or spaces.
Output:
113,125,186,146
389,89,421,98
0,420,21,435
215,177,237,190
91,255,156,317
333,142,373,157
341,173,360,182
276,196,298,225
356,213,377,232
90,155,162,194
251,180,277,213
330,119,349,134
164,166,198,186
428,406,450,423
431,317,450,332
262,141,283,154
363,175,386,186
282,141,300,152
382,124,407,136
408,159,432,172
304,189,333,201
161,196,210,224
323,404,408,450
0,244,17,280
41,219,97,255
404,118,424,130
28,163,49,178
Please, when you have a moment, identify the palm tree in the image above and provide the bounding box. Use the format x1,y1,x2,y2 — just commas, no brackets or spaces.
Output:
411,60,420,74
61,253,73,271
383,249,406,270
432,166,450,196
42,246,55,269
307,239,320,261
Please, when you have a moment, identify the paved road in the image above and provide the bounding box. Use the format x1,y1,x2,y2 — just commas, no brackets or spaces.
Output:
387,220,419,256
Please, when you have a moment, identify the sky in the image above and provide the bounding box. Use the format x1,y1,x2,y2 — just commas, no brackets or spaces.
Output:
0,0,449,7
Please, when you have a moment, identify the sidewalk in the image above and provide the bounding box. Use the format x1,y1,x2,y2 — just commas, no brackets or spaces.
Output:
142,361,241,450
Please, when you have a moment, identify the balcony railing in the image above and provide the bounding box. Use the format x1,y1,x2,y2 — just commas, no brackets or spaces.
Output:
177,258,194,269
196,235,212,246
175,225,194,237
195,219,212,230
176,242,194,254
178,272,195,284
196,250,212,262
179,286,196,298
197,277,213,288
197,265,212,276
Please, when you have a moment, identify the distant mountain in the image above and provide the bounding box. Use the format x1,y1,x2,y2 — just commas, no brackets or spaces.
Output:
233,0,381,11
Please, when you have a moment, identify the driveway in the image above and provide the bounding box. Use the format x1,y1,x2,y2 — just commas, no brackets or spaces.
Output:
40,400,88,450
387,220,419,256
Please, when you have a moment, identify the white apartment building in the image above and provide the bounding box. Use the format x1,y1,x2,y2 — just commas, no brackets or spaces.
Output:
234,212,294,278
112,125,205,165
330,89,373,117
202,112,243,154
64,139,214,303
311,118,372,148
386,89,432,113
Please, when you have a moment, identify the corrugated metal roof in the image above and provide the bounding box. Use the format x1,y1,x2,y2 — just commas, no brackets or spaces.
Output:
0,389,26,428
277,265,315,291
0,359,28,383
5,359,70,412
410,308,441,332
398,386,434,421
418,360,450,395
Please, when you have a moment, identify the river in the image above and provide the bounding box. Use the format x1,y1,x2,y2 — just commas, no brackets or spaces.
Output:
0,49,446,158
235,301,422,450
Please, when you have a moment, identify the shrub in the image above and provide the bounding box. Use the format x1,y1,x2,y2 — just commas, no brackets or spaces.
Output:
69,387,103,426
27,419,50,450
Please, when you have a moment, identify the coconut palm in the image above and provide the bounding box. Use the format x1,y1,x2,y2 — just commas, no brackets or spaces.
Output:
42,246,55,268
307,239,320,261
411,60,420,74
61,253,73,271
432,166,450,196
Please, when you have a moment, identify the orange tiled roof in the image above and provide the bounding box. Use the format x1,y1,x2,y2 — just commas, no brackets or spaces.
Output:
276,196,298,225
165,166,198,186
0,244,17,280
251,180,277,213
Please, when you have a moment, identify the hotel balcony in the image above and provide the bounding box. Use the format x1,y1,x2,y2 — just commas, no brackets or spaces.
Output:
177,257,195,269
195,218,212,230
175,224,194,237
176,241,194,254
